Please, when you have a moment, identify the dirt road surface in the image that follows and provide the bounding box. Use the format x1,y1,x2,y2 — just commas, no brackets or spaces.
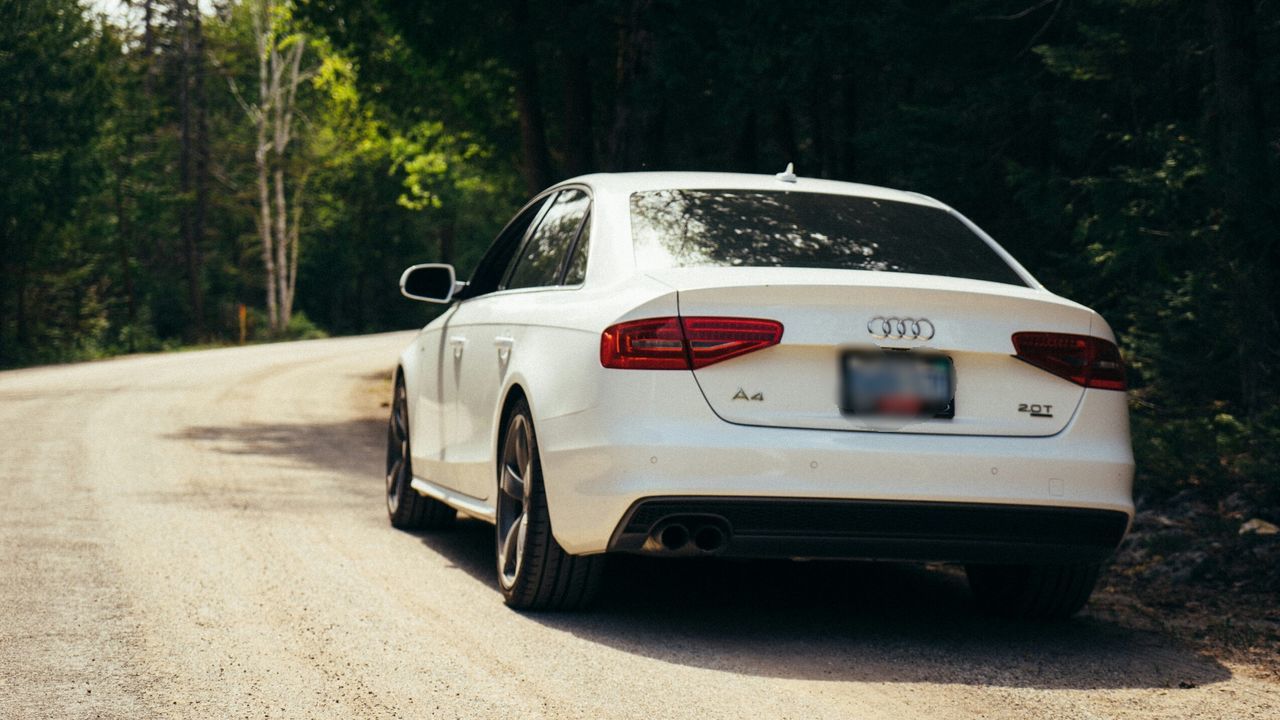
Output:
2,332,1277,719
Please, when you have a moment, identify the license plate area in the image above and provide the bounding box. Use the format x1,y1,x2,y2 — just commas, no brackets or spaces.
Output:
841,350,955,419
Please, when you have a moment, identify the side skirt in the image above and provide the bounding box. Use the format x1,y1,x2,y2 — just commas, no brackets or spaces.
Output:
410,476,496,523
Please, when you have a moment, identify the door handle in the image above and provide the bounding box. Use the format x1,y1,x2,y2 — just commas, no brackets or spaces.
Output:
448,336,466,358
494,335,515,362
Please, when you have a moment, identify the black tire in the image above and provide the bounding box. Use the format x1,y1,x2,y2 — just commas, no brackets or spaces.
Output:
385,374,455,530
965,562,1101,620
495,398,604,610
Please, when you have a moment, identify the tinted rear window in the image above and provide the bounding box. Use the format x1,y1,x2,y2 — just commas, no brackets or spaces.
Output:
630,189,1027,286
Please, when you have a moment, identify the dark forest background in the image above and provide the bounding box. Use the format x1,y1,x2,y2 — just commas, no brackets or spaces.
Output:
2,0,1278,516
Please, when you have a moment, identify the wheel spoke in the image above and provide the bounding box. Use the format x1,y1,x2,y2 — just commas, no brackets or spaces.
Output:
392,401,407,439
501,462,524,499
497,413,536,587
514,423,530,476
514,512,527,562
501,512,522,571
387,457,402,493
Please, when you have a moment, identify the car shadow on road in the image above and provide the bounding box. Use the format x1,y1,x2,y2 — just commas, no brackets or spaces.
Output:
166,418,386,479
412,518,1231,691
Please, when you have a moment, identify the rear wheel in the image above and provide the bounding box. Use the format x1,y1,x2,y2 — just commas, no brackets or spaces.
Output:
386,375,455,530
965,562,1101,620
495,399,604,610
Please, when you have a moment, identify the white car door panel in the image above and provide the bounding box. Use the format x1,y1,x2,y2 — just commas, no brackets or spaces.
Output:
442,188,592,501
441,298,520,501
408,306,456,485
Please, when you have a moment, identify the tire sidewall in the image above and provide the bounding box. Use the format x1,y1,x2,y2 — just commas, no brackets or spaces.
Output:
497,400,541,604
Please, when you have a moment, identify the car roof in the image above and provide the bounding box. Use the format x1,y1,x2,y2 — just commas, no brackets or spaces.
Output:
556,171,948,210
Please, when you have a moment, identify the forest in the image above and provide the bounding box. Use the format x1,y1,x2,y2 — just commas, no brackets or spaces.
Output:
2,0,1278,526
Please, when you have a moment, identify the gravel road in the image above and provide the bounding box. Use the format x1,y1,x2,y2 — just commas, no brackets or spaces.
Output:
2,332,1277,719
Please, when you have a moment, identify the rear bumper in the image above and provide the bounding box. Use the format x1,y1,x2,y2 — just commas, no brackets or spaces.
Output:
534,370,1134,557
608,497,1130,563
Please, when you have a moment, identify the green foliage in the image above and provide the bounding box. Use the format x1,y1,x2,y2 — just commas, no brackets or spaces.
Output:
281,310,327,340
0,0,116,365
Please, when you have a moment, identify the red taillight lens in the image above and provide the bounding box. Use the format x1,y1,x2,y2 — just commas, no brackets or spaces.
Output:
601,316,783,370
682,317,786,368
600,317,689,369
1012,332,1126,391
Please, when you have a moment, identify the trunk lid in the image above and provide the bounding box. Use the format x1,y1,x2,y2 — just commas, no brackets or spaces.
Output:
654,267,1094,437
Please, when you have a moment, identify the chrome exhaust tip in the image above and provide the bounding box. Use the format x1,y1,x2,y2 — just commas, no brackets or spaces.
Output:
693,524,726,553
657,522,690,551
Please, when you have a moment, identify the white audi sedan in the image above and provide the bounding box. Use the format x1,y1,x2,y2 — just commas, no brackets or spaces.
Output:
387,171,1134,618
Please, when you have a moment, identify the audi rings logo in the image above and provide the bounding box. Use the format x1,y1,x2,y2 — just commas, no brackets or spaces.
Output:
867,316,936,341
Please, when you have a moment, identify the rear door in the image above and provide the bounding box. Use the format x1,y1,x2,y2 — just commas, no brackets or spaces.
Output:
444,188,591,499
433,195,550,496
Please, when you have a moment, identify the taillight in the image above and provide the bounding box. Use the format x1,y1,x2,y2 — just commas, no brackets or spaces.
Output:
600,317,689,370
1012,332,1126,391
601,316,784,370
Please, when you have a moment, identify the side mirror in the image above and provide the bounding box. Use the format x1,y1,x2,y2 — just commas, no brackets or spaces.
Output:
400,263,461,304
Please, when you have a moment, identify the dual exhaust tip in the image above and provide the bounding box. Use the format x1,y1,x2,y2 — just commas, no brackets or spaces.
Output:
646,516,731,555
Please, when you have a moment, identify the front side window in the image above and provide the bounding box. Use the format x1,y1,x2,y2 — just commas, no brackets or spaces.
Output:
505,189,591,290
630,189,1027,286
465,196,551,297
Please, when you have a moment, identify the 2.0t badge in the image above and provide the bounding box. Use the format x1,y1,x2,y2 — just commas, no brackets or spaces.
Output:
1018,403,1053,418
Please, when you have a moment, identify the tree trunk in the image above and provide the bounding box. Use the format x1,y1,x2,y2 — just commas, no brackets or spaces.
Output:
560,0,594,176
273,163,290,328
1206,0,1277,414
257,148,277,331
561,51,594,175
247,1,308,335
253,0,277,332
607,0,654,171
192,5,210,336
285,171,306,324
510,0,553,193
176,0,205,340
112,148,138,351
271,37,306,329
271,31,288,329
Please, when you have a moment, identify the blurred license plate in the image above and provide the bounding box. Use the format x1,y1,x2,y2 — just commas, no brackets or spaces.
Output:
841,351,955,418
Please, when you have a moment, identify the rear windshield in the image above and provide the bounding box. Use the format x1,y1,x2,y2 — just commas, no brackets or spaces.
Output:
630,189,1027,286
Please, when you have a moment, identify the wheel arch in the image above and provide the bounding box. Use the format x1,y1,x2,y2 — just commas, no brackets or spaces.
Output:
494,382,531,453
391,361,411,429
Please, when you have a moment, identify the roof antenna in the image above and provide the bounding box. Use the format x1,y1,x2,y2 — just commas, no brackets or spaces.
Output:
775,162,797,183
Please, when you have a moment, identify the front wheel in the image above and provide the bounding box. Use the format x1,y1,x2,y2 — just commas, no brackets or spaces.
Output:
965,562,1101,620
385,374,455,530
495,398,604,610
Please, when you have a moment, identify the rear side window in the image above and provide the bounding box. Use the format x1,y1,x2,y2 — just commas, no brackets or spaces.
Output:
630,189,1027,286
505,189,591,290
562,211,590,285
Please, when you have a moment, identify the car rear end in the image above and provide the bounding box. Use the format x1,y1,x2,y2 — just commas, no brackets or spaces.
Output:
536,178,1133,579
